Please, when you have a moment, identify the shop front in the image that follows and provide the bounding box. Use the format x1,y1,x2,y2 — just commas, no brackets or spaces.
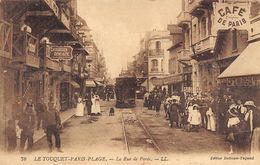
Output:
218,41,260,132
163,75,182,95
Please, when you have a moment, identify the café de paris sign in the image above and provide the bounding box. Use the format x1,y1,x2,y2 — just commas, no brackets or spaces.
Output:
49,46,73,60
214,2,249,30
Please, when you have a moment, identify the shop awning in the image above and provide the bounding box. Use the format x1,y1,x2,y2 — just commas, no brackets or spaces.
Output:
85,80,96,87
70,81,80,88
64,80,80,88
218,41,260,79
94,80,105,86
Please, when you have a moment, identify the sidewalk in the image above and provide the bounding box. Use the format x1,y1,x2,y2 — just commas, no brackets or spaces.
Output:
33,108,75,143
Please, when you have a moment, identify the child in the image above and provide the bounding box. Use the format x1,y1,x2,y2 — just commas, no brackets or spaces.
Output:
5,120,17,152
187,104,201,132
109,108,115,116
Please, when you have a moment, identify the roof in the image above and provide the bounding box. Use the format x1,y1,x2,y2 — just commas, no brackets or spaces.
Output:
218,41,260,78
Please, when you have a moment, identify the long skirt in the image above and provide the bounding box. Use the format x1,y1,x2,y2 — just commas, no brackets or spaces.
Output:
75,103,84,116
92,100,101,114
207,115,216,131
251,127,260,154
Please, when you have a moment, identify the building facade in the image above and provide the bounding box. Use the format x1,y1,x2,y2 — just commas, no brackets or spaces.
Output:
0,0,105,150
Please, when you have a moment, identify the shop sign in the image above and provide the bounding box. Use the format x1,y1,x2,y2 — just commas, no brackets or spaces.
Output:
49,46,73,60
220,76,257,87
214,2,249,30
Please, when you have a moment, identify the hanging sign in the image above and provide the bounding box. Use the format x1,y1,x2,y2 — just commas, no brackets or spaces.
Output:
49,46,73,60
214,2,249,30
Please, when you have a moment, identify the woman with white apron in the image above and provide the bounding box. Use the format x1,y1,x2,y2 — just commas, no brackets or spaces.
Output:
91,94,96,115
75,97,84,116
94,95,101,115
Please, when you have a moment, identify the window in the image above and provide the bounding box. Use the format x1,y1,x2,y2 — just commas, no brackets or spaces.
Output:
178,63,181,73
155,41,161,50
161,59,163,72
201,17,207,38
193,24,197,43
232,29,237,51
151,59,158,72
185,29,190,50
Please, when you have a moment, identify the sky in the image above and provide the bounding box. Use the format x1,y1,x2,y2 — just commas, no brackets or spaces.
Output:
77,0,181,78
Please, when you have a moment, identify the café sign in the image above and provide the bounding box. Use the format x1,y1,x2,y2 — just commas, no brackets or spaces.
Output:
49,46,73,60
214,2,249,30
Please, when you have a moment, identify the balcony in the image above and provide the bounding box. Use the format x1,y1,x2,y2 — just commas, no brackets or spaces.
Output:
188,0,215,17
177,11,191,27
191,35,216,60
0,19,13,59
13,31,40,68
149,49,164,56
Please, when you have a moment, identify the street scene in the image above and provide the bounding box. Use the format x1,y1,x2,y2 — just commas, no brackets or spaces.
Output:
0,0,260,164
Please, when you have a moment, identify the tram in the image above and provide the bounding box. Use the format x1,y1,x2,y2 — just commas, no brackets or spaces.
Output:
115,76,137,108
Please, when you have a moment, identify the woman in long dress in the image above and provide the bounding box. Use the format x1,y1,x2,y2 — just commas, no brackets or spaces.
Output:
91,94,96,115
206,107,216,132
94,95,101,115
75,97,84,116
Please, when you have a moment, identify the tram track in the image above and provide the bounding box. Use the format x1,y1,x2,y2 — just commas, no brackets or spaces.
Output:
121,109,163,154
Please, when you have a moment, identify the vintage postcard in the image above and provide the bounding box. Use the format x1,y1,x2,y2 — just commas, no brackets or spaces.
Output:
0,0,260,164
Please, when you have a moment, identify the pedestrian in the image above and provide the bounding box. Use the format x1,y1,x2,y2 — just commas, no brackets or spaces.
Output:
43,102,62,153
226,105,243,154
92,94,101,115
164,95,171,119
148,92,153,110
187,104,201,132
168,99,179,128
217,94,229,134
206,107,216,132
84,93,92,116
18,98,35,153
200,101,208,129
154,95,161,116
75,96,84,117
5,120,17,152
35,98,46,130
240,101,255,153
143,92,149,107
12,97,23,139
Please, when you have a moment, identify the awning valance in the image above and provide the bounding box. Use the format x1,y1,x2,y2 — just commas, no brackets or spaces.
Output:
94,80,104,86
64,80,80,88
85,80,96,87
218,41,260,79
70,81,80,88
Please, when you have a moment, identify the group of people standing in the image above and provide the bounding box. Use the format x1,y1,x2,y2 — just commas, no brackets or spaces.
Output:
75,93,101,117
143,87,259,154
6,98,62,153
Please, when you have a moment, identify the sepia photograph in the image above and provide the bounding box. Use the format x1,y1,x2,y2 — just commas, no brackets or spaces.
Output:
0,0,260,164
